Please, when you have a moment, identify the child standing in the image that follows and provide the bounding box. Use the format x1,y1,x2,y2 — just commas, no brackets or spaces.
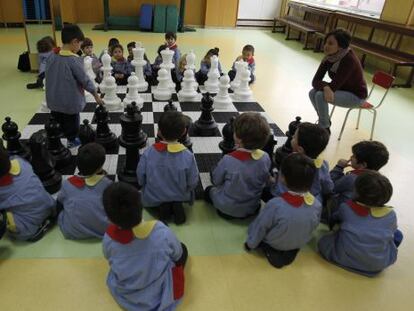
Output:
246,153,321,268
330,140,389,205
229,44,256,83
103,182,188,310
0,142,56,241
195,47,222,85
45,24,103,148
205,113,271,219
58,143,112,239
272,122,333,203
318,171,402,276
165,32,181,65
137,111,199,224
111,44,131,85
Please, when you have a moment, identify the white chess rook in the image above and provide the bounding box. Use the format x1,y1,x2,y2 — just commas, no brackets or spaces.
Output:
204,55,220,94
214,74,232,108
160,48,176,91
123,72,144,109
131,42,149,92
101,75,122,111
178,70,202,102
99,49,112,94
233,67,254,102
154,68,173,101
230,61,247,91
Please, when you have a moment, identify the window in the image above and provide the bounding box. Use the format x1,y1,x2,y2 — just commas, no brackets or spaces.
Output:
296,0,386,18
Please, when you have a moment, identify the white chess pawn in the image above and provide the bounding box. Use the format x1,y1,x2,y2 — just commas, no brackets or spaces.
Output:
160,48,176,91
154,68,173,101
204,55,220,94
99,49,113,94
84,56,98,102
233,67,254,102
185,51,198,90
123,72,144,109
102,75,122,111
214,74,232,108
131,42,149,92
230,61,247,91
178,69,202,102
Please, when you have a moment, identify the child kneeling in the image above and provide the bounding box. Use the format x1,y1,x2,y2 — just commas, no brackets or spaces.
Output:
245,153,321,268
103,182,188,310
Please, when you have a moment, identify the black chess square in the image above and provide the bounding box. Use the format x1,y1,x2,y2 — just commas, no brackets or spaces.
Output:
92,112,123,124
57,155,77,175
211,112,240,123
83,102,98,112
142,124,155,137
269,123,285,136
179,102,201,111
233,102,264,112
194,153,223,172
28,113,50,125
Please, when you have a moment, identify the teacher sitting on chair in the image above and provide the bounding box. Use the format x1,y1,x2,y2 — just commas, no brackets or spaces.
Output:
309,29,368,134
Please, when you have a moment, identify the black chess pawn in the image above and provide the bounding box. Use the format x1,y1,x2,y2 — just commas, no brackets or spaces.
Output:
1,117,31,161
219,116,236,155
45,116,72,170
274,116,302,169
29,130,62,194
178,115,193,152
118,102,148,187
192,92,218,136
79,119,96,146
163,100,177,112
95,104,118,151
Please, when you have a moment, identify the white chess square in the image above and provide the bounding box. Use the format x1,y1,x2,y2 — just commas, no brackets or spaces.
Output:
199,172,213,189
152,101,181,112
141,112,154,124
21,125,44,139
191,137,223,154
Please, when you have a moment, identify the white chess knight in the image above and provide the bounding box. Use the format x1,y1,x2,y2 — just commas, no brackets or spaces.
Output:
178,70,202,102
204,55,220,93
160,48,176,91
230,60,247,91
131,42,149,92
101,75,122,111
213,74,232,108
99,49,112,94
154,68,172,101
123,72,144,109
233,67,254,102
185,51,198,90
84,56,98,102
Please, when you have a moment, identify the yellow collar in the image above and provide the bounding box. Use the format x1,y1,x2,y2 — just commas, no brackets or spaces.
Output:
167,143,186,153
85,174,105,187
252,149,265,160
304,192,315,205
371,206,393,218
60,50,79,57
314,157,323,168
9,159,21,175
132,220,157,239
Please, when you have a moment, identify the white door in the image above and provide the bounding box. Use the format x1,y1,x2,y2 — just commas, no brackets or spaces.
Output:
237,0,283,20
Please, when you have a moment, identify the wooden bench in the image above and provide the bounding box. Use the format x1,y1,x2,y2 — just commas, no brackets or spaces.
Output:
273,1,332,50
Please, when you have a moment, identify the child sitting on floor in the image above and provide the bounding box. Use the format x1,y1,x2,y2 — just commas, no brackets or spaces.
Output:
127,41,152,83
137,111,199,224
57,143,112,239
111,44,131,85
103,182,188,310
99,37,119,60
0,140,56,241
195,47,222,85
165,31,181,65
205,112,271,219
228,44,256,83
318,171,402,276
151,44,167,83
245,153,321,268
81,37,102,79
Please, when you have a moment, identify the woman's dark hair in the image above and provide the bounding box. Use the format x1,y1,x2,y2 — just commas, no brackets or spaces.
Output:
324,28,352,49
354,171,393,206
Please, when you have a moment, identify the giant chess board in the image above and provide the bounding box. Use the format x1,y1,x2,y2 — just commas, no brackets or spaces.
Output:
20,86,287,199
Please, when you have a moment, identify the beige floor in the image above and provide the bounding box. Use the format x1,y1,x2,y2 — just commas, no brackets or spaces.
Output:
0,25,413,311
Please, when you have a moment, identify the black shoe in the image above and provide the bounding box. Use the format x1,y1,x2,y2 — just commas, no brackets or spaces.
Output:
159,203,173,224
26,81,44,89
27,217,54,242
204,186,213,204
172,202,186,225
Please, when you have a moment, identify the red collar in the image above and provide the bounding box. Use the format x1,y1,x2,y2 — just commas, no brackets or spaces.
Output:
168,43,177,50
347,200,370,217
0,174,13,186
247,57,255,65
350,169,366,176
282,192,304,208
153,142,168,152
229,150,252,161
68,175,85,188
106,224,134,244
53,47,61,54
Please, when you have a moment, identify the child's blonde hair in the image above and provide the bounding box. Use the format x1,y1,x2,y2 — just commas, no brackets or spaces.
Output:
178,54,187,73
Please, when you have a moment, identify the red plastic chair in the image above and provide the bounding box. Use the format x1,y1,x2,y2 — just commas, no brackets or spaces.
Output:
329,71,395,140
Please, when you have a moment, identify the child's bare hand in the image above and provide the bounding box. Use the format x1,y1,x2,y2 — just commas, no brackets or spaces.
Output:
268,175,276,184
337,159,350,168
94,94,104,105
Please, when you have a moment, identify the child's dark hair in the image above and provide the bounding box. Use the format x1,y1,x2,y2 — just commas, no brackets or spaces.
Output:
296,122,330,159
103,182,142,229
242,44,255,55
43,36,56,48
165,32,177,41
158,111,186,141
81,37,93,50
352,141,389,171
0,139,11,177
354,171,392,206
157,44,167,55
77,143,106,176
37,37,54,53
61,24,85,44
203,48,219,61
233,112,270,150
111,44,124,53
108,38,119,47
281,153,316,192
324,28,352,49
127,42,136,49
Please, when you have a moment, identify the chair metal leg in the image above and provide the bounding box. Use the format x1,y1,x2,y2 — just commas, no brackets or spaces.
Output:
329,105,336,120
338,108,353,141
356,109,362,129
370,109,377,141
